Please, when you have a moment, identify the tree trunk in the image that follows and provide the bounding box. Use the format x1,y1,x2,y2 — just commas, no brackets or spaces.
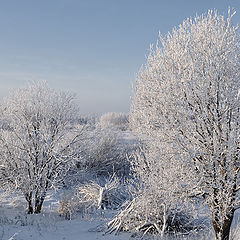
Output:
27,201,33,214
25,192,33,214
213,211,234,240
221,213,234,240
34,196,45,214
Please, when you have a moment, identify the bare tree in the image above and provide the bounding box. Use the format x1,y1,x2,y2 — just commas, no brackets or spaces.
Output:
0,82,83,214
130,10,240,240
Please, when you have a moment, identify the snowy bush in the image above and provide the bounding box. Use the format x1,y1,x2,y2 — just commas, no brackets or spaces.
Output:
58,175,129,219
107,196,197,237
58,192,80,220
76,175,128,213
76,128,133,177
107,149,202,237
98,112,129,131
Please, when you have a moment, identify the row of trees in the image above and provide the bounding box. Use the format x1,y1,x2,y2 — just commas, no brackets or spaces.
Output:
128,9,239,240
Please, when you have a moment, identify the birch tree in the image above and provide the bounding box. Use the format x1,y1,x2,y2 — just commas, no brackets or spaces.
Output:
0,82,83,214
130,10,240,240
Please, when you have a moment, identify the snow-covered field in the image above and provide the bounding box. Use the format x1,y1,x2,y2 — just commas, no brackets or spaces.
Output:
0,191,130,240
1,218,130,240
1,190,240,240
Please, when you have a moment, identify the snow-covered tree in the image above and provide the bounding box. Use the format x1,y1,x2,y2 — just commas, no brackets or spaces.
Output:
0,82,83,214
130,10,240,240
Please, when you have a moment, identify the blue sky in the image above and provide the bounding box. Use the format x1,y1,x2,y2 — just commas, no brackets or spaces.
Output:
0,0,239,114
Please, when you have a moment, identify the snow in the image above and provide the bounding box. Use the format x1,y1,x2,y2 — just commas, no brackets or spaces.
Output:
0,194,239,240
0,191,130,240
2,219,129,240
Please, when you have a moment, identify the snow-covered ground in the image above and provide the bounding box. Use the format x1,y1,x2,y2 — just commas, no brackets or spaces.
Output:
1,218,130,240
1,187,240,240
0,191,130,240
1,196,240,240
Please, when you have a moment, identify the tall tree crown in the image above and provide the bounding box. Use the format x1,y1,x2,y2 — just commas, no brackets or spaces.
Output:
130,10,240,138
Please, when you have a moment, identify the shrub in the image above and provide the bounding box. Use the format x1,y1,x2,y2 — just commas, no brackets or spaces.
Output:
76,128,134,177
76,175,127,212
58,175,129,219
107,149,202,237
58,192,80,220
106,192,197,237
